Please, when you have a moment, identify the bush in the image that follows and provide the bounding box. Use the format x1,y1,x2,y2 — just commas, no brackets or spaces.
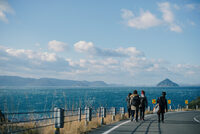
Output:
188,96,200,109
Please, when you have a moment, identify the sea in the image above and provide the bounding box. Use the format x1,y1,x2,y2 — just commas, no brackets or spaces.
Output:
0,86,200,113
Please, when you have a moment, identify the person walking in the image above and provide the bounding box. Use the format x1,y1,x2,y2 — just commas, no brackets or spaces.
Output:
130,90,140,122
0,110,5,125
157,92,168,123
139,90,148,120
126,93,132,118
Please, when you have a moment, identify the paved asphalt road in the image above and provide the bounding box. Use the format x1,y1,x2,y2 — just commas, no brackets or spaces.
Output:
89,111,200,134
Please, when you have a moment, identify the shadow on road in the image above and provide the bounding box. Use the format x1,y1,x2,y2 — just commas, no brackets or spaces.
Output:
163,120,198,125
130,119,162,134
158,121,161,134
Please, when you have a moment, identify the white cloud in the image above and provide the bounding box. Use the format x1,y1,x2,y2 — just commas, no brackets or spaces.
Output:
127,10,161,29
0,10,7,22
169,64,200,81
170,24,182,33
0,44,199,86
0,45,75,79
65,58,76,67
146,64,159,72
158,2,182,33
4,47,57,62
158,2,174,23
121,9,134,19
103,58,119,65
169,23,182,32
169,24,182,33
40,52,57,62
185,3,200,11
74,41,94,53
74,41,143,57
48,40,68,52
121,2,183,33
116,47,143,56
0,0,14,23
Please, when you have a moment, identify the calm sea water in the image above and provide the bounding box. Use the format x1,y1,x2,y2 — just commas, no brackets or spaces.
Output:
0,86,200,112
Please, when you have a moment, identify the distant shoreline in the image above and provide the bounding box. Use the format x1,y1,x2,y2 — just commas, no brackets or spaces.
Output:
0,75,199,87
0,85,200,88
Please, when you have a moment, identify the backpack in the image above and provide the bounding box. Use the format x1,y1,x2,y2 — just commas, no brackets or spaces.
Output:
131,96,140,106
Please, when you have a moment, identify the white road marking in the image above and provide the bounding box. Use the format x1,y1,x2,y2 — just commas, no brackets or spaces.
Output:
102,114,153,134
102,120,130,134
101,111,185,134
194,116,200,123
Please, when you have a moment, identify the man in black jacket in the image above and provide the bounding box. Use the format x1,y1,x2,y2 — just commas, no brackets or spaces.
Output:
0,110,5,125
139,90,148,120
157,92,168,123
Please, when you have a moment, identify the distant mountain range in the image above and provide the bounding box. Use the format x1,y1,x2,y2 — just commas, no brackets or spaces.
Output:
0,76,196,87
0,75,111,87
157,78,179,87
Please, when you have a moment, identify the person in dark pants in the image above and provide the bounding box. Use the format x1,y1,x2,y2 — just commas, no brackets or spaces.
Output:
157,92,168,123
130,90,140,122
139,90,148,120
0,110,5,125
126,93,132,118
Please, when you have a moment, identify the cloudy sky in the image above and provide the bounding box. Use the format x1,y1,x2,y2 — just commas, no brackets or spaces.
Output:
0,0,200,86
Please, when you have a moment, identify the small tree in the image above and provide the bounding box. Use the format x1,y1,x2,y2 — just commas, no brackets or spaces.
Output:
188,97,200,109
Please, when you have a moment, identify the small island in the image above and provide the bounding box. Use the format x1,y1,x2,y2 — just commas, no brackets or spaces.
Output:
157,78,179,87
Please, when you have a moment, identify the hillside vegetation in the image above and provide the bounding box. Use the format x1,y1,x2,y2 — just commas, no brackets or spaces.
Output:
188,96,200,109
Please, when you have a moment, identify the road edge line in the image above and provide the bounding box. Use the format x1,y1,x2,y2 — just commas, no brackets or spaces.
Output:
194,116,200,123
102,114,153,134
101,111,186,134
102,120,130,134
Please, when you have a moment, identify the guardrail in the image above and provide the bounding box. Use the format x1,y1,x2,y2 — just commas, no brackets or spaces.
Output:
0,106,125,134
1,104,199,134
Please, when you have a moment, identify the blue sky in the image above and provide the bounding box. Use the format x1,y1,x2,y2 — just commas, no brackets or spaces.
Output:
0,0,200,86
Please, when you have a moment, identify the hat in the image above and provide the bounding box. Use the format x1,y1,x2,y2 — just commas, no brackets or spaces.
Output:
141,90,145,95
162,92,166,96
133,90,137,94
